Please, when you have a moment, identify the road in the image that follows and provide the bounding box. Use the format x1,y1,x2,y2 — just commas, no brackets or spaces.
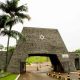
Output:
18,62,57,80
18,62,79,80
18,72,57,80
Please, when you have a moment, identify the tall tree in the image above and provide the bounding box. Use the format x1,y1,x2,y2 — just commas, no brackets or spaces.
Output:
0,0,30,70
0,44,4,51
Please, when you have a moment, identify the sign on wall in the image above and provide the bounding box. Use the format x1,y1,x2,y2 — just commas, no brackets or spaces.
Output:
62,54,69,58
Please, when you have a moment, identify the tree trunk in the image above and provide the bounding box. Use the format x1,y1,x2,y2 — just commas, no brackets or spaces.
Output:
4,35,10,71
4,26,12,71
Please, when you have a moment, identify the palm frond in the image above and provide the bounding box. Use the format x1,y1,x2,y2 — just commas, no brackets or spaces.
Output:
16,4,28,12
0,0,30,20
0,1,7,13
10,30,26,41
0,15,10,29
0,0,19,13
15,12,31,20
6,17,23,26
1,29,26,41
6,0,19,11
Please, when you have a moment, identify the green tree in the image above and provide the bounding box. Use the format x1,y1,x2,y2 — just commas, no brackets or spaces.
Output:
75,49,80,53
0,0,30,70
0,44,4,51
5,46,15,53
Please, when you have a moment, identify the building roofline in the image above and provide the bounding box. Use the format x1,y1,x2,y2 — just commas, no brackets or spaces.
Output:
23,27,58,31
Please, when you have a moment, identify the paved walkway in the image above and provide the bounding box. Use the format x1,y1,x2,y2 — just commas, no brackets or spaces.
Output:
18,72,57,80
18,63,80,80
18,71,80,80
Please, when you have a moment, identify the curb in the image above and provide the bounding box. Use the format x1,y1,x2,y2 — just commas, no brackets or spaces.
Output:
15,74,20,80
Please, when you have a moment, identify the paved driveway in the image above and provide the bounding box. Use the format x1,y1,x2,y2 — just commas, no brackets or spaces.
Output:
18,72,57,80
18,63,80,80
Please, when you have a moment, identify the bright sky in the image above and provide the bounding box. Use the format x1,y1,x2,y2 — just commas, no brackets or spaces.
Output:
0,0,80,52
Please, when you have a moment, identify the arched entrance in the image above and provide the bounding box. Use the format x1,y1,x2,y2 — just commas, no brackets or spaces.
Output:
20,54,64,73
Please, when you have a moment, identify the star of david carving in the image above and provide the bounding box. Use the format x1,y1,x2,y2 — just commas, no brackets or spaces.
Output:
40,34,45,40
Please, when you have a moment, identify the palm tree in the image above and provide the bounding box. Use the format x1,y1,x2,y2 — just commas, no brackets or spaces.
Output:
0,0,30,70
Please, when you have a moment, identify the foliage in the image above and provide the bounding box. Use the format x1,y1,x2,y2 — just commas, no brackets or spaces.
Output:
0,15,9,29
75,49,80,53
0,0,30,39
0,73,17,80
0,44,4,50
5,46,15,53
26,56,50,63
0,72,10,78
1,29,26,42
0,0,30,22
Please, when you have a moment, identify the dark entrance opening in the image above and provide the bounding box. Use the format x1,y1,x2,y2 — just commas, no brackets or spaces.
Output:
75,58,79,70
20,54,64,73
20,62,26,73
49,54,64,72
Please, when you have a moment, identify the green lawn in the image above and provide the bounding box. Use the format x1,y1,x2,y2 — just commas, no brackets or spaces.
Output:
26,56,50,63
0,73,17,80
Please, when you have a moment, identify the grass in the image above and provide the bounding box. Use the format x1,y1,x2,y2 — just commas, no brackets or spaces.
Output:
0,73,17,80
26,56,50,64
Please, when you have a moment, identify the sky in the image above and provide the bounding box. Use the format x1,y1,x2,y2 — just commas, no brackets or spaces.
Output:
0,0,80,52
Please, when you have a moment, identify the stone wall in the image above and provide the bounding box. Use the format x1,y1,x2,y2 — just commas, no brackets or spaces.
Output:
7,41,28,73
22,27,68,53
0,51,13,70
0,51,6,69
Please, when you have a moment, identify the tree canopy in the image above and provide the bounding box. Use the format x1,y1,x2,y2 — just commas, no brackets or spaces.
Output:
75,49,80,53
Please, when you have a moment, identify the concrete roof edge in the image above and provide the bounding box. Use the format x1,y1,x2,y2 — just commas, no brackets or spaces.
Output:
23,27,58,30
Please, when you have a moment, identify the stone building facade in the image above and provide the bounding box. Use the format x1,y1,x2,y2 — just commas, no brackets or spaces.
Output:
0,27,78,73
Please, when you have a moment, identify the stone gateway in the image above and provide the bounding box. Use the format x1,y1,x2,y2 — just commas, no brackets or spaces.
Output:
6,27,77,73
